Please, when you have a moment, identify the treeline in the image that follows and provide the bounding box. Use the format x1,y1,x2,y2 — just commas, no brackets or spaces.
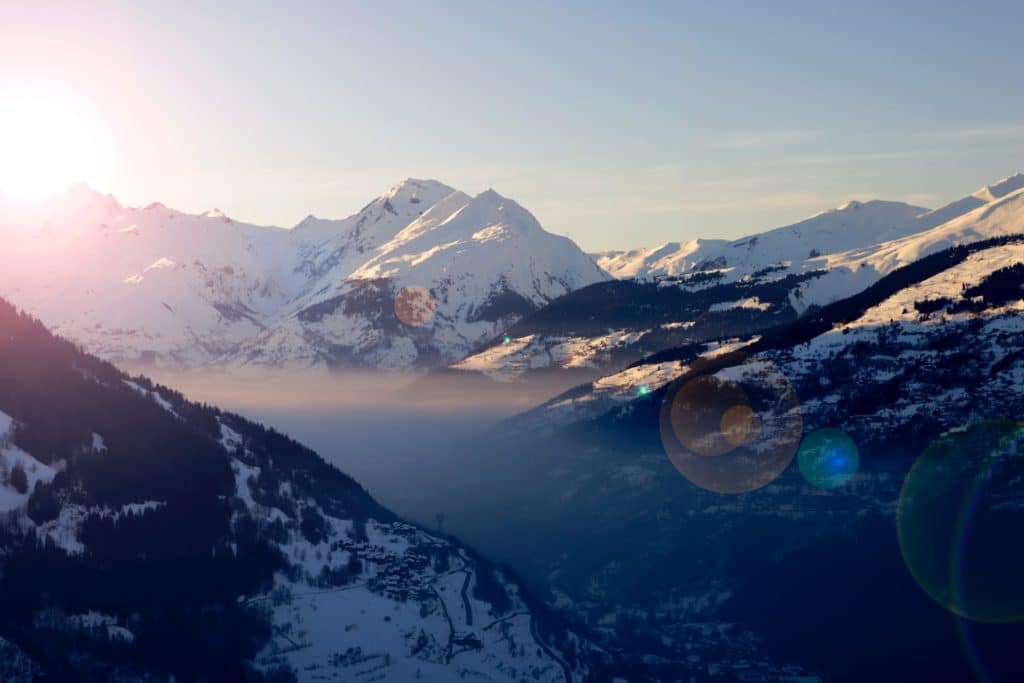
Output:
745,234,1024,354
0,298,294,678
498,270,823,340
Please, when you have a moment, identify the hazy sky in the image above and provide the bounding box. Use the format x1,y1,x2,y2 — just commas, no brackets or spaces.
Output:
2,0,1022,250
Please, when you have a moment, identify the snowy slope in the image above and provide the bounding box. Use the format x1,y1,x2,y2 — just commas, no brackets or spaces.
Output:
0,187,293,365
525,234,1021,433
592,239,728,279
525,219,1024,435
287,179,462,301
452,174,1024,384
595,199,937,283
370,182,1024,681
241,185,609,369
795,182,1024,310
0,410,58,513
0,180,607,370
226,421,598,681
455,235,1024,682
594,175,1024,285
0,296,606,680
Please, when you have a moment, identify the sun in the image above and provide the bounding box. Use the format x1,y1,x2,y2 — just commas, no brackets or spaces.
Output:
0,83,114,203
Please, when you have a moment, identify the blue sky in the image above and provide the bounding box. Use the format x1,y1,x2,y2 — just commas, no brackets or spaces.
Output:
2,0,1022,250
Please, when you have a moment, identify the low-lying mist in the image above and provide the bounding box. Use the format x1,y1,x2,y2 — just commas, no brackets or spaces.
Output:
133,366,584,534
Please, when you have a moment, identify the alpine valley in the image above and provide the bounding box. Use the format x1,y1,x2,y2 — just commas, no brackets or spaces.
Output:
413,175,1024,681
0,297,611,681
2,174,1024,681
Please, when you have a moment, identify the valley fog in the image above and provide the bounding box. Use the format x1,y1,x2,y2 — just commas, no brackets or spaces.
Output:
138,367,580,534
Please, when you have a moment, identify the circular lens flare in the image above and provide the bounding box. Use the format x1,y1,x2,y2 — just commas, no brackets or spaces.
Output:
897,420,1024,623
394,286,437,326
721,404,756,448
659,352,802,494
798,428,859,489
670,374,753,457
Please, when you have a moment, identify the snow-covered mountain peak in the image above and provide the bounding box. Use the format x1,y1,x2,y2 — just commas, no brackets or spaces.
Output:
0,178,607,370
974,172,1024,202
61,185,123,222
593,239,719,279
597,174,1024,285
385,190,473,246
916,173,1024,229
650,240,684,255
383,177,455,203
290,179,456,248
944,182,1024,232
454,188,546,235
595,197,945,284
791,183,1024,311
804,198,926,226
349,186,600,288
363,178,456,224
475,187,503,203
0,182,122,235
241,183,610,369
60,181,118,206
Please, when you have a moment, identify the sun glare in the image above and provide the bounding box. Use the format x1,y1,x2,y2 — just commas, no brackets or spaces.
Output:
0,83,113,203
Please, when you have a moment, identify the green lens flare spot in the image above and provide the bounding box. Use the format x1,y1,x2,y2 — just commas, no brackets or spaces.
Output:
798,428,859,489
897,420,1024,623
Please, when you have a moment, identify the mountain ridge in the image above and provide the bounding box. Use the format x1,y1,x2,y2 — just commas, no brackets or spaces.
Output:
451,174,1024,385
592,173,1024,281
0,179,608,371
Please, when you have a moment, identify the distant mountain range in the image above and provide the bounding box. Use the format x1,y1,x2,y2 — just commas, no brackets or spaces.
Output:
591,173,1024,283
3,174,1023,379
0,179,606,370
453,173,1024,383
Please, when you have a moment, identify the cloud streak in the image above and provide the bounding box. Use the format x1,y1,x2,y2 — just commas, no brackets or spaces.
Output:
707,130,820,150
926,124,1024,141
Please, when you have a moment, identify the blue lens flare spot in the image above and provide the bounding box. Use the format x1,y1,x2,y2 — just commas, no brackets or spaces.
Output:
502,334,512,345
798,428,859,489
636,384,651,397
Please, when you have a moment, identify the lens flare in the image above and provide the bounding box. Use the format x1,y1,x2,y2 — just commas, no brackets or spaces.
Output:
798,428,859,489
658,352,802,494
670,374,754,457
721,403,756,448
897,420,1024,623
394,286,437,327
